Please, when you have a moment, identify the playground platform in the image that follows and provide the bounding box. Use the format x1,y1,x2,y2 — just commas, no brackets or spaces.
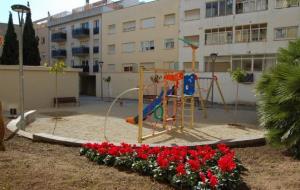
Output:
23,97,265,146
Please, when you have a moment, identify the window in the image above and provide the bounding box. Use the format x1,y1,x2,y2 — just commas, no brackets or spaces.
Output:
184,9,200,21
140,62,155,70
164,14,176,26
123,21,136,32
236,0,268,14
122,42,135,53
164,38,175,49
141,40,155,52
81,22,89,29
183,35,199,47
107,64,115,72
163,62,176,69
231,54,277,72
94,20,99,28
141,17,155,29
206,0,233,18
94,20,99,34
41,37,45,45
184,62,199,71
205,56,231,72
108,44,116,54
274,26,298,40
235,23,267,43
123,63,136,72
108,24,116,34
205,27,233,45
275,0,300,8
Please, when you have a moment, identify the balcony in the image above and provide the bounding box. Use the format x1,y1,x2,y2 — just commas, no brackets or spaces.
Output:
72,64,89,73
51,49,67,58
51,32,67,42
72,47,89,56
93,46,99,54
93,64,99,73
72,28,90,38
93,27,99,35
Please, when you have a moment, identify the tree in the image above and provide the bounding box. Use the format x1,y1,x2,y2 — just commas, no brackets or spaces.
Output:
256,39,300,159
23,10,40,66
103,76,112,100
48,60,66,134
0,12,18,65
230,68,246,124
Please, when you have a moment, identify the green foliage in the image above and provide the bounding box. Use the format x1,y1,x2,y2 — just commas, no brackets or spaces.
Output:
0,12,19,65
230,68,247,83
23,11,41,66
256,39,300,159
103,76,111,83
49,60,66,74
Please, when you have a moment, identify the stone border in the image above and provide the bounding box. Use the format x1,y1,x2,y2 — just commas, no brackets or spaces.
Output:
7,110,266,148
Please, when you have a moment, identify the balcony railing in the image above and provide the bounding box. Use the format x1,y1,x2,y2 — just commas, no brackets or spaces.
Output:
72,28,90,38
72,64,89,73
93,27,99,34
51,32,67,42
51,49,67,58
93,46,99,54
93,64,99,73
72,47,89,56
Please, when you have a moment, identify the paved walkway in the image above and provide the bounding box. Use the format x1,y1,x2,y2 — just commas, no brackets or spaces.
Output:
25,97,264,145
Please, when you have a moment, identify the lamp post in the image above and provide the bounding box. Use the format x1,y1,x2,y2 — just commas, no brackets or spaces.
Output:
210,53,218,106
99,61,104,101
11,4,30,130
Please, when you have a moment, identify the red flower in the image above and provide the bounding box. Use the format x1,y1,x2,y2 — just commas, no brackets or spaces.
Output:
176,163,186,176
217,144,230,154
199,172,206,182
108,146,120,156
209,174,218,188
218,154,236,172
187,159,201,172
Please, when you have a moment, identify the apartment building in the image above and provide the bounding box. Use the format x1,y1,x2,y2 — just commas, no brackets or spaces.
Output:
179,0,300,72
101,0,180,72
34,18,50,65
48,0,139,95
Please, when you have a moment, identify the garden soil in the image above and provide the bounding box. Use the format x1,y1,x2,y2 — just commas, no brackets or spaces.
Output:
0,126,299,189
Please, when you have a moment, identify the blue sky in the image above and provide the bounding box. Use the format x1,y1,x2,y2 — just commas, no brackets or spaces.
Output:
0,0,152,24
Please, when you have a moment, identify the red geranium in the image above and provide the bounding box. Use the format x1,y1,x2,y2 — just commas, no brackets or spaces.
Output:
218,154,237,172
176,163,186,176
187,158,201,172
209,174,218,188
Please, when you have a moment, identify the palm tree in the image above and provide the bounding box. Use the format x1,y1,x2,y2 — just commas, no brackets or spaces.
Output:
256,39,300,159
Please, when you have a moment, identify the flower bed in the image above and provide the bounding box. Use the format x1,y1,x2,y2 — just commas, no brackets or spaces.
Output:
80,143,244,189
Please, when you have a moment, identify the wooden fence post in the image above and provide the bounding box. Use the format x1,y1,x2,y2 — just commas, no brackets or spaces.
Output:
0,101,5,151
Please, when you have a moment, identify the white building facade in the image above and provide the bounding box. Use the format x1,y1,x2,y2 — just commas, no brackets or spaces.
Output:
179,0,300,72
178,0,300,104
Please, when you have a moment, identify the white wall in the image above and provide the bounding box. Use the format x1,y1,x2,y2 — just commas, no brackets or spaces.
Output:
96,71,260,105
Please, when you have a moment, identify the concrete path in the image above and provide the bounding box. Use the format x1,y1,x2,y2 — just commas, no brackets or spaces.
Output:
25,97,264,145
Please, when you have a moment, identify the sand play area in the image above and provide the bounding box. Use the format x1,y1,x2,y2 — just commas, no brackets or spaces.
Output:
25,97,264,145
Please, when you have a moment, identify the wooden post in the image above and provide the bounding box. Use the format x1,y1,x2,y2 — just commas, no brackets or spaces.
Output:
162,77,168,129
180,79,184,131
138,67,144,143
0,101,5,151
215,79,229,111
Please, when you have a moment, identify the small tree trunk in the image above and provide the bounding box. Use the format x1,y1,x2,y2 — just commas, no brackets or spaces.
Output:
234,82,239,124
55,73,58,109
0,101,5,151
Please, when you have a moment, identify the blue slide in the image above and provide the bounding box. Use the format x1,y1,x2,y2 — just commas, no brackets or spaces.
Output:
127,86,175,124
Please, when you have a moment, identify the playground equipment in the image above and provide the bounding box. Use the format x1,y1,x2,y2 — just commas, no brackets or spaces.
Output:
126,68,196,143
198,76,228,111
